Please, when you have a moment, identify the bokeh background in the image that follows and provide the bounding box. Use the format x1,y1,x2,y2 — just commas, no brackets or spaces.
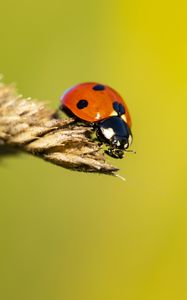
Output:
0,1,187,299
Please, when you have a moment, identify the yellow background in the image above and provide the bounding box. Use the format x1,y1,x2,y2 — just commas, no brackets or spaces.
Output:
0,1,187,299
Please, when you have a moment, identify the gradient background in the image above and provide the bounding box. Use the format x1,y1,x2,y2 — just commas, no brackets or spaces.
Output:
0,1,187,299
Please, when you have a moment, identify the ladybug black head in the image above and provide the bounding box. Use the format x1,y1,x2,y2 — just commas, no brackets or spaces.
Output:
96,116,132,158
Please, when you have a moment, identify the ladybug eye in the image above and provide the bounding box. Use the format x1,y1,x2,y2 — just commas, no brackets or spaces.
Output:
92,84,105,91
77,99,88,109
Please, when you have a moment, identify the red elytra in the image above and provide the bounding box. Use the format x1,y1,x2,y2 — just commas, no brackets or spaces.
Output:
60,82,132,127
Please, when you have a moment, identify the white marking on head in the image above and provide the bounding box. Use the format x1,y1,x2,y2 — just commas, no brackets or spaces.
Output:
128,135,132,145
102,128,115,140
124,143,129,149
121,114,127,123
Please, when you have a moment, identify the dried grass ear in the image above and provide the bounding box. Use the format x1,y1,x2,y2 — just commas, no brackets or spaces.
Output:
0,82,118,175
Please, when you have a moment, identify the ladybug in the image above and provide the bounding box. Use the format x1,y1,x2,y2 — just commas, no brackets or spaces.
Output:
60,82,133,158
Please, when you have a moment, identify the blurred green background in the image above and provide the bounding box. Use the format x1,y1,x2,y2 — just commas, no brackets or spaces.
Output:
0,1,187,299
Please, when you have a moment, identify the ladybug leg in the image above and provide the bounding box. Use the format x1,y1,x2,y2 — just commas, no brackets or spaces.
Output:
94,126,105,146
105,147,124,159
51,109,61,119
89,130,100,144
75,120,91,127
51,109,79,126
51,106,69,120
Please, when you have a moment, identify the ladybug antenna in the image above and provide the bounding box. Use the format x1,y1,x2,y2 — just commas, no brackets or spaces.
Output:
125,149,136,154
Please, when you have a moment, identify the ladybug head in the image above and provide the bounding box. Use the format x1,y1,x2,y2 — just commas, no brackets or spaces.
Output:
96,116,133,158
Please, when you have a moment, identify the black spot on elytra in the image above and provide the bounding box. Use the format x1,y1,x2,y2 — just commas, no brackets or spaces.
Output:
93,84,105,91
76,99,88,109
113,101,119,113
119,103,125,115
113,101,125,116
